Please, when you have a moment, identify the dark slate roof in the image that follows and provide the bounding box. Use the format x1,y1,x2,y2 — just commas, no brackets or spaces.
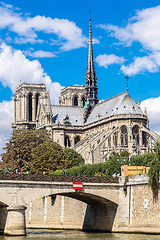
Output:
85,92,144,125
51,105,84,126
51,92,144,127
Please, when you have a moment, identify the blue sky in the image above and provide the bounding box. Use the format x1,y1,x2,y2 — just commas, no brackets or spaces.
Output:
1,0,160,157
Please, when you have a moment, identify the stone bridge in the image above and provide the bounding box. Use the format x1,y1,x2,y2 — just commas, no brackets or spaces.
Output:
0,174,159,235
0,174,119,235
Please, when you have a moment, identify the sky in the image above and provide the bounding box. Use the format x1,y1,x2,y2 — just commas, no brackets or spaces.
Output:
1,0,160,157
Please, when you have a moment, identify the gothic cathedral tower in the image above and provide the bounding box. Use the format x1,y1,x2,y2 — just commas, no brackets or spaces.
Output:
12,83,51,130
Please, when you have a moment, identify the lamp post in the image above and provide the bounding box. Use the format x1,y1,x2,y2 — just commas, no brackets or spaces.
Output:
117,156,127,164
11,139,15,173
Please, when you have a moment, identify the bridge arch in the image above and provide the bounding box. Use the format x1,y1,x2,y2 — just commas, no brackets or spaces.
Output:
55,191,117,207
32,191,118,232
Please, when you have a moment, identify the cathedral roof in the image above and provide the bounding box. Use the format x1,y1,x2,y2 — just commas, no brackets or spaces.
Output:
51,105,84,126
85,91,144,125
51,92,144,127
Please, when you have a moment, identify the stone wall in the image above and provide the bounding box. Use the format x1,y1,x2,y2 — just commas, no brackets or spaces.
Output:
116,175,160,233
26,195,118,232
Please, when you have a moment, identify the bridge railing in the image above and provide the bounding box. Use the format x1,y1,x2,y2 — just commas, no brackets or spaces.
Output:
0,173,119,183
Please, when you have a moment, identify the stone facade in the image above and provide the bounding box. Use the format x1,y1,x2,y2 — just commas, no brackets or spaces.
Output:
12,19,160,163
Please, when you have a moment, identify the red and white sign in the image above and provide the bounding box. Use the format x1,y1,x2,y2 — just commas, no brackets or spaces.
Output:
73,182,83,190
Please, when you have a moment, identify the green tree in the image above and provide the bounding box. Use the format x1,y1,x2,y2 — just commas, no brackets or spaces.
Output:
1,129,50,172
131,152,155,167
64,148,85,168
32,142,70,174
105,157,121,176
148,142,160,200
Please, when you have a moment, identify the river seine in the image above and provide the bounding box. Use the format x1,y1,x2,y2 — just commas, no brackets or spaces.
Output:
0,230,160,240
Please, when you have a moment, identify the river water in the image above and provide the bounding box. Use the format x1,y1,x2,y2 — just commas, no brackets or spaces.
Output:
0,230,160,240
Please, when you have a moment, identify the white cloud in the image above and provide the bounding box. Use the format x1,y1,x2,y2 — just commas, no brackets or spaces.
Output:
98,5,160,52
0,2,20,11
98,23,133,47
0,4,87,51
120,51,160,76
26,50,56,58
98,5,160,76
0,100,13,134
14,36,44,45
121,55,158,76
141,96,160,134
92,38,100,44
0,43,62,104
0,100,14,160
95,54,125,68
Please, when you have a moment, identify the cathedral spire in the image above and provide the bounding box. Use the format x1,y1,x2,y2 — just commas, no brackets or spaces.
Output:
85,18,98,109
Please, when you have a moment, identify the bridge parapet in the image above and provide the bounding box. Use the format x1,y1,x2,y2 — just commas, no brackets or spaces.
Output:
0,173,119,183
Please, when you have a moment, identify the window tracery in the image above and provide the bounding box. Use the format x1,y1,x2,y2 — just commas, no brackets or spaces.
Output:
113,132,118,147
121,125,128,147
75,136,80,145
28,93,32,122
64,136,71,148
73,96,78,106
35,93,40,119
132,125,139,145
81,97,85,107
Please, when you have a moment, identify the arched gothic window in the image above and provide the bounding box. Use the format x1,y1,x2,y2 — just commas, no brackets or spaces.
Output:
133,125,139,145
81,97,85,107
73,96,78,106
75,136,80,145
142,131,147,147
64,136,71,148
121,125,128,147
113,132,118,148
28,93,32,122
35,93,40,119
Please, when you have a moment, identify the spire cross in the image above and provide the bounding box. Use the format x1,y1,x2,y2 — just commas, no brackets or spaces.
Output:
125,75,129,92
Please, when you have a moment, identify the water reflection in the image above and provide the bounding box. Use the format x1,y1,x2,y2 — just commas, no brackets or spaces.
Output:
0,230,160,240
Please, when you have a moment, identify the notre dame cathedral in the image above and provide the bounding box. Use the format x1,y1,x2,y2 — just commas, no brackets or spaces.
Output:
12,19,160,164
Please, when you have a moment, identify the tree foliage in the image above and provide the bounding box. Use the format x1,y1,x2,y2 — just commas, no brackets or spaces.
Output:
1,129,50,171
131,152,155,167
1,129,85,174
63,148,85,168
148,142,160,200
31,142,70,174
63,149,158,179
65,155,123,177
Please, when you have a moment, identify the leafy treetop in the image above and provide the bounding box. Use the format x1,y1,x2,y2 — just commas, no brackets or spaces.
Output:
1,129,50,171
